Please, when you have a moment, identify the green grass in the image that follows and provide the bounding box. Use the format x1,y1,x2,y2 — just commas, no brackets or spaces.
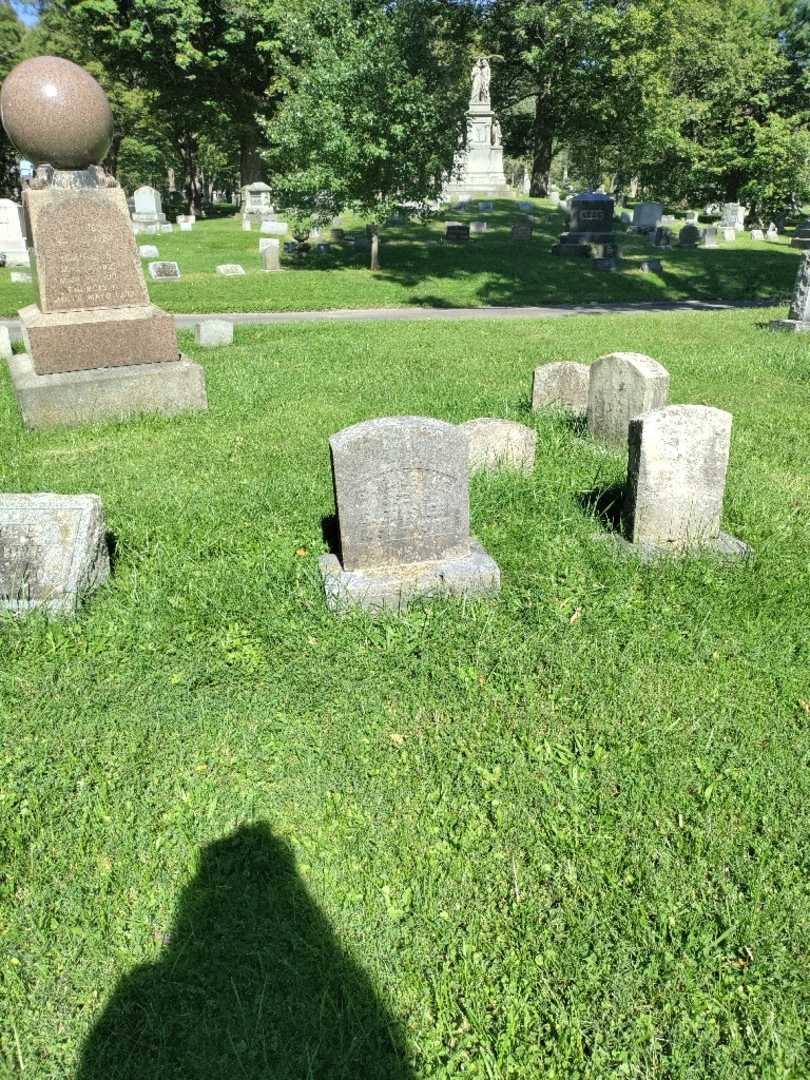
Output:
1,307,809,1078
0,200,802,316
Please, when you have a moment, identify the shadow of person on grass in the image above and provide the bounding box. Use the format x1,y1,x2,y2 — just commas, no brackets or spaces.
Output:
77,823,412,1080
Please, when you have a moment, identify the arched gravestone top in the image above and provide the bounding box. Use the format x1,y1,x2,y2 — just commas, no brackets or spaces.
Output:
587,351,670,449
532,361,590,414
624,404,732,552
133,186,162,216
329,416,470,571
461,418,536,474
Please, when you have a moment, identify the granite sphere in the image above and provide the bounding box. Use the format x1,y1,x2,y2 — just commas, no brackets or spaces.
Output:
0,56,113,169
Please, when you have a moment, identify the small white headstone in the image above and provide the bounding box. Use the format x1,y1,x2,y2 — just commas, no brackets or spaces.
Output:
0,198,29,266
532,362,590,413
216,264,246,276
147,261,181,281
470,221,487,234
260,220,288,235
179,222,193,232
10,271,31,283
195,320,234,347
139,244,159,258
160,223,173,233
460,418,536,474
750,228,764,242
242,219,252,231
0,325,12,360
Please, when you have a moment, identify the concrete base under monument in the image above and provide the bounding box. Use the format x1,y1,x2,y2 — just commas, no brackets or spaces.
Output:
319,539,500,614
20,303,178,375
768,318,810,333
8,353,208,430
598,530,753,564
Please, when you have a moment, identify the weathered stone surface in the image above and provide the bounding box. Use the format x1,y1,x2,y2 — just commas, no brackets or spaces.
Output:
261,240,281,272
10,271,31,283
720,202,746,230
478,200,494,211
0,493,109,615
766,223,779,240
679,223,701,247
640,259,663,273
653,226,673,248
131,185,165,225
0,56,113,170
241,219,252,232
532,361,590,413
0,325,12,360
750,228,764,242
160,223,173,234
241,181,273,222
685,210,699,223
631,202,663,230
703,226,719,248
769,250,810,332
26,186,148,312
587,352,670,449
260,220,287,235
719,227,736,243
195,319,233,347
216,263,245,276
319,416,500,612
622,404,750,559
9,353,207,429
470,221,487,234
0,198,29,266
19,302,177,375
511,221,532,240
461,418,536,473
138,244,158,258
179,222,192,232
147,261,180,281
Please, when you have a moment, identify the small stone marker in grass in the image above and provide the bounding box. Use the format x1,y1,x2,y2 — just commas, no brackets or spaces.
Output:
653,226,673,248
587,352,670,450
195,319,233,347
769,250,810,332
319,416,500,613
470,221,487,234
685,210,699,223
0,493,110,616
719,227,736,242
0,197,30,266
766,223,778,241
750,228,764,242
445,222,469,243
678,224,701,247
618,405,751,561
511,220,533,240
790,221,810,248
532,362,590,414
138,244,158,258
460,418,536,474
640,258,663,273
0,325,12,360
261,220,287,235
478,200,494,211
177,214,195,226
216,264,246,276
703,226,718,248
160,223,173,233
10,271,31,282
241,219,252,231
261,240,281,272
179,222,192,232
148,261,180,281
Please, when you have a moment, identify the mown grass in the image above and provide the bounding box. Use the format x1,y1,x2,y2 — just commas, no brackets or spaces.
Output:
1,307,809,1078
0,199,801,317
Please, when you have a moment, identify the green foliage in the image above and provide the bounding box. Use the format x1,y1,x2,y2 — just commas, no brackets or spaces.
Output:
0,1,25,197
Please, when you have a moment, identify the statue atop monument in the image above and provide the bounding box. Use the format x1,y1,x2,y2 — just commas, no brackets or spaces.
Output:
470,58,491,105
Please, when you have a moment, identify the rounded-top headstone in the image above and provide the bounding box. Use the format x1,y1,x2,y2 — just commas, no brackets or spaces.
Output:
1,56,113,169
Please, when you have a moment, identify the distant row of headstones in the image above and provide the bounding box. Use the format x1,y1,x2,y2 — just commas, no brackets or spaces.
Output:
2,348,751,618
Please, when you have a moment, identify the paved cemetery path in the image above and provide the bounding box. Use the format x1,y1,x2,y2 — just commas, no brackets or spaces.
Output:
1,298,779,338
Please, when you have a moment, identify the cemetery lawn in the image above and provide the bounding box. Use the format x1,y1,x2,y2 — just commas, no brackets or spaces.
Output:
0,201,803,317
2,305,809,1078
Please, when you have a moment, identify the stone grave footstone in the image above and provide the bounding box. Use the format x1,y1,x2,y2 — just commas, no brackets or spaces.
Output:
262,240,281,272
0,53,205,429
653,226,673,248
587,352,670,449
678,224,701,247
460,418,536,474
195,319,233,347
719,227,736,242
640,258,663,273
0,198,30,266
511,221,532,240
261,220,287,235
532,362,590,413
445,222,470,243
160,223,173,233
703,226,719,248
176,214,195,226
179,222,192,232
242,219,252,231
148,261,181,281
0,325,13,360
319,416,500,613
470,221,487,234
0,493,110,615
138,244,159,258
620,210,632,225
750,228,764,242
617,405,751,561
766,223,779,241
769,250,810,332
10,271,31,283
216,263,246,276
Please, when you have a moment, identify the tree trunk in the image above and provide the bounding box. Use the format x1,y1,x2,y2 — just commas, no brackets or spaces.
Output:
180,130,203,214
369,227,380,271
529,97,553,197
240,131,265,186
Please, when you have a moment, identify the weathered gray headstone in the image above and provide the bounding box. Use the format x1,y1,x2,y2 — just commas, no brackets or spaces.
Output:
261,220,287,235
10,271,31,283
769,250,810,332
261,240,281,272
138,244,159,258
653,226,673,248
0,324,12,360
719,227,736,243
660,214,676,226
445,222,470,243
750,228,764,242
470,221,487,234
216,264,246,276
147,261,181,281
131,185,166,227
241,219,252,232
478,201,494,211
532,362,590,413
511,220,532,240
703,227,718,248
685,211,699,223
179,222,192,232
587,352,670,449
621,405,750,560
766,223,779,241
0,493,110,615
678,223,701,247
319,416,500,612
631,202,663,231
195,319,233,347
640,258,663,273
620,210,632,225
0,198,29,266
460,418,537,473
720,203,746,231
790,220,810,249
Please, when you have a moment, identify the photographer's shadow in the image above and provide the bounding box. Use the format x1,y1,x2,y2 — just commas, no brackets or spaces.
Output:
77,822,412,1079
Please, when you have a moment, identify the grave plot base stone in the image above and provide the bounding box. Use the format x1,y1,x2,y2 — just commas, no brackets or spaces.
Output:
0,493,110,616
768,318,810,333
19,303,177,375
319,539,500,614
8,352,207,430
598,529,752,564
